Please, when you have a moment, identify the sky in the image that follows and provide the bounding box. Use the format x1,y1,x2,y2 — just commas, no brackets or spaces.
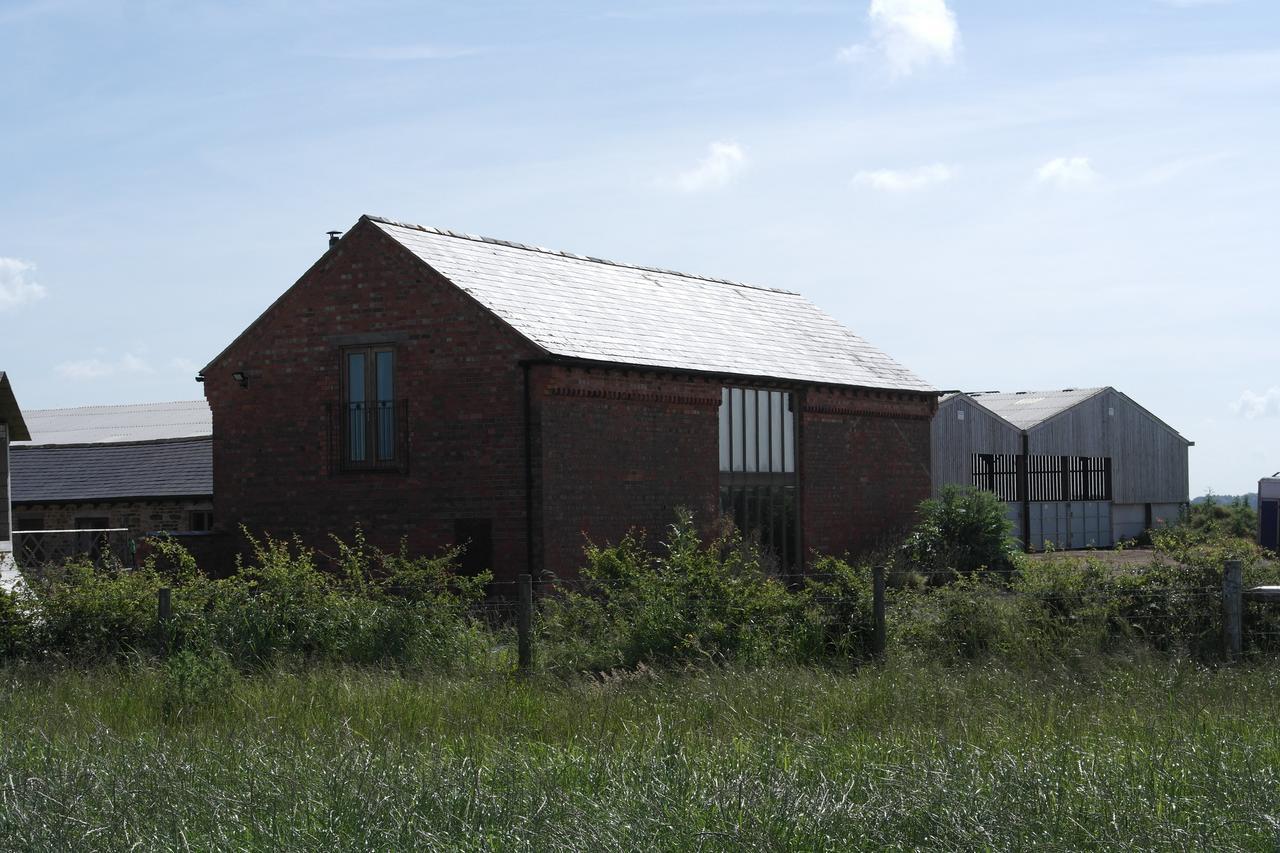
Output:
0,0,1277,496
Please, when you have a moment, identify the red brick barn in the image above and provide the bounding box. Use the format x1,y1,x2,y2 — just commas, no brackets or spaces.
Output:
200,216,936,580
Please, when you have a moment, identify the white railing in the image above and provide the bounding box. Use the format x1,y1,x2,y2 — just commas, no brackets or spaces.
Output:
11,528,134,575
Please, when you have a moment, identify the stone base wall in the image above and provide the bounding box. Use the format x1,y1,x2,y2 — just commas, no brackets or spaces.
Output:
11,498,213,535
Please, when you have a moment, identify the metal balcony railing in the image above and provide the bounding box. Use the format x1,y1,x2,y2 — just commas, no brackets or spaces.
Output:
327,399,410,473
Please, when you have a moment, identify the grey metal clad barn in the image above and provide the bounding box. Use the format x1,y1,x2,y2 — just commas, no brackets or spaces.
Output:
932,387,1192,550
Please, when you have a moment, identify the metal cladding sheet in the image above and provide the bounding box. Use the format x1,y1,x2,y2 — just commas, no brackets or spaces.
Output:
15,400,211,446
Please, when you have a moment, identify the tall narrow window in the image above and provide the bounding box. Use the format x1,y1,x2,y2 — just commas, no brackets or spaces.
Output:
719,387,798,573
343,346,399,468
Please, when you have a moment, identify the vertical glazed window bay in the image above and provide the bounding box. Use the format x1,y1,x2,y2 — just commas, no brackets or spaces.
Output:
344,346,396,466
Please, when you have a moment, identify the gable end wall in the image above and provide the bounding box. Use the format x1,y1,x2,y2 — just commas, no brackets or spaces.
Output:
930,396,1022,496
204,220,543,577
1027,390,1189,504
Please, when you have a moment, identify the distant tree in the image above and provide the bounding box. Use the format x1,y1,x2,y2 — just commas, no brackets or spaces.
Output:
1184,494,1258,541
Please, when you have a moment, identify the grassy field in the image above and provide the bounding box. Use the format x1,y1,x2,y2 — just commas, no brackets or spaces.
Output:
1,657,1278,851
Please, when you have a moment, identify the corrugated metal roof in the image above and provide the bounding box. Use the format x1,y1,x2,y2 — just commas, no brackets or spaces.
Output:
10,438,212,503
14,400,211,446
370,217,934,392
966,388,1107,430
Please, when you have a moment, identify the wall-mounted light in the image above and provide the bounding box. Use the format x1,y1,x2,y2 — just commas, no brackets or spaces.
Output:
232,371,249,388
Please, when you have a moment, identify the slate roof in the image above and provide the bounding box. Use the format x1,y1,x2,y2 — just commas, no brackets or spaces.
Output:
10,438,212,503
965,388,1107,431
368,216,933,393
14,400,211,446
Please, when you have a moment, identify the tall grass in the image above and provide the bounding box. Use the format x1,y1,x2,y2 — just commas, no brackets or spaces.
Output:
0,658,1277,849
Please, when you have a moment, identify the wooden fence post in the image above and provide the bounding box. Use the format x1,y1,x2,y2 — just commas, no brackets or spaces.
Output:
1223,559,1243,662
872,564,887,659
157,587,172,654
517,573,533,674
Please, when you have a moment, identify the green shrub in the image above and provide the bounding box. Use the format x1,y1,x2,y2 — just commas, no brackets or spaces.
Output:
23,529,490,671
537,511,806,671
892,574,1029,663
795,556,878,661
1183,495,1257,541
0,587,32,658
31,558,169,661
899,486,1017,579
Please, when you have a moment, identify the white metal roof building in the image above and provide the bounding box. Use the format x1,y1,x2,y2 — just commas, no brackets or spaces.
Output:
1261,476,1280,552
8,401,214,568
933,387,1192,550
14,400,211,446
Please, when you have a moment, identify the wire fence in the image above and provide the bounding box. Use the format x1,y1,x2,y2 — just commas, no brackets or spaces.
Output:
4,542,1280,669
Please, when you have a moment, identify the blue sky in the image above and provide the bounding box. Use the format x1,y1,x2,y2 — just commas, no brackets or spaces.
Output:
1,0,1277,495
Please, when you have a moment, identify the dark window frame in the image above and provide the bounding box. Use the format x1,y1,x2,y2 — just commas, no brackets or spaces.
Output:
339,344,404,471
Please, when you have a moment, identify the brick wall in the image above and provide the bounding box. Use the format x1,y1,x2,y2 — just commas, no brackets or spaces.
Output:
532,365,721,576
801,388,936,559
204,219,542,579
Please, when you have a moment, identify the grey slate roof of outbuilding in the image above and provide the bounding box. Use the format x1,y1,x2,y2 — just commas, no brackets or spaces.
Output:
368,216,934,393
10,438,212,503
14,400,211,446
964,388,1108,430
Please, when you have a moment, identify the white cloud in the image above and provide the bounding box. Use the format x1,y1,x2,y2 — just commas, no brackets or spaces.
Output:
0,257,47,311
1232,387,1280,419
57,353,155,380
1035,156,1099,189
674,141,748,192
852,162,954,191
839,0,959,77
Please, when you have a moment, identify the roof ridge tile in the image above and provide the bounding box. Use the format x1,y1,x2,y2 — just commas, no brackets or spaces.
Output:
366,214,800,296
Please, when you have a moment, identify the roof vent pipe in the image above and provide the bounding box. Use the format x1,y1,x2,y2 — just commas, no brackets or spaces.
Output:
326,230,343,248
